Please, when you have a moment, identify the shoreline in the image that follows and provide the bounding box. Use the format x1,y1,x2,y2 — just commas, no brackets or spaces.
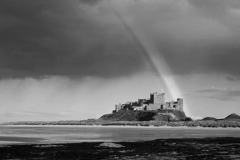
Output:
2,124,240,130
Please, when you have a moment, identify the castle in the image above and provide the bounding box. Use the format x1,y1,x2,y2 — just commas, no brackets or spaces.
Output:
113,92,183,113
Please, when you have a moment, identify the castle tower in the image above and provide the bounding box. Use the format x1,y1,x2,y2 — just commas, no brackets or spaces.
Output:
161,93,165,104
150,92,165,104
177,98,183,111
115,103,122,112
150,92,155,104
170,101,173,108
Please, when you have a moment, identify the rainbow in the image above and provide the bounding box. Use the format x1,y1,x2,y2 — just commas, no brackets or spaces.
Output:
114,11,190,116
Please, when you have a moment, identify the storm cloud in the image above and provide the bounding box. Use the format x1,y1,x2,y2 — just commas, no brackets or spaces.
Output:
0,0,240,79
0,0,147,79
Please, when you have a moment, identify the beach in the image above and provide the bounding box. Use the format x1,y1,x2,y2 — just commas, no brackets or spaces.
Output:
0,125,240,159
1,125,240,144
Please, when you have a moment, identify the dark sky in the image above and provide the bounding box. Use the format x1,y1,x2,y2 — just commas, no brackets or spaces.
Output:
0,0,147,79
1,0,240,80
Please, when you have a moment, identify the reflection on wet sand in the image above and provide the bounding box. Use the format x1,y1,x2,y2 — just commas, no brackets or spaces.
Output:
0,125,240,144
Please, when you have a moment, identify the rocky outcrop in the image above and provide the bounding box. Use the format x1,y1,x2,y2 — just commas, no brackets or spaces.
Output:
202,117,217,121
224,113,240,120
99,110,186,121
153,112,179,121
97,143,124,148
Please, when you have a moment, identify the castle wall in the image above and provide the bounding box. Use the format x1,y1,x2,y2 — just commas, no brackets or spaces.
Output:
115,104,122,112
114,92,183,112
165,102,169,109
150,94,154,104
138,99,147,106
170,101,173,108
158,93,165,104
134,106,145,111
177,98,183,111
122,104,131,110
165,101,174,109
163,104,167,109
146,104,161,110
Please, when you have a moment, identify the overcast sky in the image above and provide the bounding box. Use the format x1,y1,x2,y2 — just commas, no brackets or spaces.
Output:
0,0,240,122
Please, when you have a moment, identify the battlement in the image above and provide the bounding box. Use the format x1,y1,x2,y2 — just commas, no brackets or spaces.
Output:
114,92,183,112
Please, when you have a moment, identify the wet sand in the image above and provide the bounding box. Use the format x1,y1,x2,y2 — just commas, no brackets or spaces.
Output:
0,137,240,159
0,136,45,143
1,125,240,145
1,125,240,159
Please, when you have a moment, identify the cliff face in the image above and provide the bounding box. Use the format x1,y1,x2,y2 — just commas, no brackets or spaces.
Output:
99,110,186,121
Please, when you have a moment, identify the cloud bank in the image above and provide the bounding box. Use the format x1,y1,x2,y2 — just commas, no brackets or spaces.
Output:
0,0,240,79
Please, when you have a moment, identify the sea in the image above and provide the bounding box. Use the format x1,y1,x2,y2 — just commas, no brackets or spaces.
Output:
0,125,240,144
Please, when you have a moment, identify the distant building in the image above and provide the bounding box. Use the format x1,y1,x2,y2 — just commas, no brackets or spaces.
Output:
113,92,183,113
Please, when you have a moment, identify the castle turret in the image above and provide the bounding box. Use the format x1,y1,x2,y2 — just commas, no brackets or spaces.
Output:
177,98,183,111
115,103,122,112
170,101,173,108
